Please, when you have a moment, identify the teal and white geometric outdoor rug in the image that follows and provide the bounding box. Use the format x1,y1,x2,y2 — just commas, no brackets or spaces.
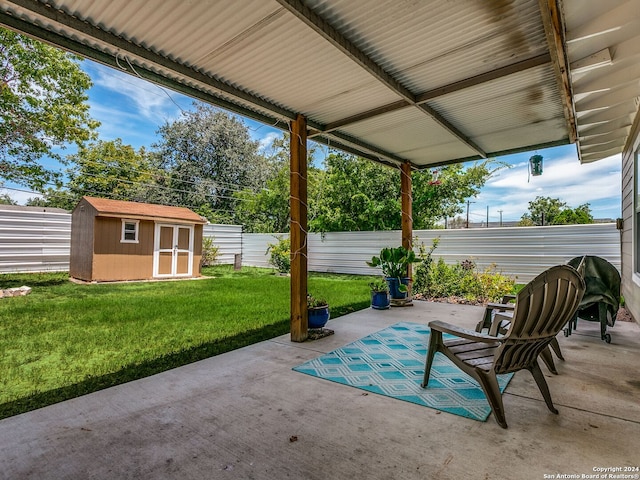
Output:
293,322,513,422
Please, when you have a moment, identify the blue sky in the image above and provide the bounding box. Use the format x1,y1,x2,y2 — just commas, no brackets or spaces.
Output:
2,59,622,222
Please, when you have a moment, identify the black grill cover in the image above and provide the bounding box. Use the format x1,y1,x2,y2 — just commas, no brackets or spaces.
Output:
568,255,620,325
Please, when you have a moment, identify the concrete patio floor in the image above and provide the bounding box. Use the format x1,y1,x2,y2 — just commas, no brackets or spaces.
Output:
2,301,640,480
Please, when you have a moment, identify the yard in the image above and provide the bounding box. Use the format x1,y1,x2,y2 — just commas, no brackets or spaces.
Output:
0,266,374,419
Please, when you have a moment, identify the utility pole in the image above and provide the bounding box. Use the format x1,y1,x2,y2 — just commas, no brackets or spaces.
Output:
498,210,503,227
486,205,489,228
466,200,475,228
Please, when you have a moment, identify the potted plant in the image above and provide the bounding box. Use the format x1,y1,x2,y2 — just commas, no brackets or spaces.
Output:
367,246,418,299
307,294,330,329
369,279,391,310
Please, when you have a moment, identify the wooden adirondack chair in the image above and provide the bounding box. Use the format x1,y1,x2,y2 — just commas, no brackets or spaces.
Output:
422,265,585,428
475,295,565,374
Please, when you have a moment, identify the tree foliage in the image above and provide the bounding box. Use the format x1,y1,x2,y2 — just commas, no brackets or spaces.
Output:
412,161,496,229
519,196,594,225
310,153,400,232
64,139,156,203
0,27,99,189
233,133,320,232
552,203,594,225
151,104,266,222
0,193,16,205
310,154,496,232
25,188,77,210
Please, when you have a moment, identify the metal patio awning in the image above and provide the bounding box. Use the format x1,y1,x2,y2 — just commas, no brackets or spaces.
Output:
1,0,638,168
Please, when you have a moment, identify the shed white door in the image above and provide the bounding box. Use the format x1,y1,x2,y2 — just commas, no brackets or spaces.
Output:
153,224,194,277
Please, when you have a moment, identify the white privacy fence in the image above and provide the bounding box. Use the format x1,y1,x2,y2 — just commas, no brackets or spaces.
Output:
244,223,620,282
0,208,242,273
202,223,242,265
0,207,71,273
0,207,620,282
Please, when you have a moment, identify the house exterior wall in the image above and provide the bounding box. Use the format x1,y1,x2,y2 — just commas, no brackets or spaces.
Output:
69,200,96,281
621,113,640,323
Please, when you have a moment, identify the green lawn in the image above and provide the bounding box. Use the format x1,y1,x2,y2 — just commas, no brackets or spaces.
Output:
0,266,374,419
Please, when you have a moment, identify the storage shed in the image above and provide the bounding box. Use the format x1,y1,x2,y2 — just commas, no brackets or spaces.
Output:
70,196,207,282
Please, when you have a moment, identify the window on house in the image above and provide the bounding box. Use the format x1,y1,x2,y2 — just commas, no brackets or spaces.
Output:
121,219,139,243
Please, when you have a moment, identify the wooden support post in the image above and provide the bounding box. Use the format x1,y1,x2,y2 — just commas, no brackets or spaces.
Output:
401,162,413,277
290,114,308,342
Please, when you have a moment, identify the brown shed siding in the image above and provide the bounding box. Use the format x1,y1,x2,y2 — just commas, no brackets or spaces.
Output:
93,218,154,256
91,217,154,281
621,114,640,323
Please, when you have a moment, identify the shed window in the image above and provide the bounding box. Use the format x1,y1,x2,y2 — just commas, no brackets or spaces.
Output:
121,220,139,243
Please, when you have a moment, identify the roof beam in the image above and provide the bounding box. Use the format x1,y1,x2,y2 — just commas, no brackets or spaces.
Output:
538,0,578,144
275,0,415,104
0,0,469,165
312,53,551,137
415,53,552,103
0,11,298,128
275,0,487,158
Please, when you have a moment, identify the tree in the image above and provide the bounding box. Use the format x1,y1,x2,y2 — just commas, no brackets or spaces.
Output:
310,155,497,232
64,139,156,203
25,188,76,210
412,161,497,229
310,153,400,232
0,193,16,205
519,196,594,226
552,203,594,225
152,104,266,222
519,196,567,226
0,27,99,189
233,132,320,232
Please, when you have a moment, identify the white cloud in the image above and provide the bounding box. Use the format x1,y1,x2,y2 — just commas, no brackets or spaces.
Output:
87,63,188,123
257,131,280,151
474,150,621,221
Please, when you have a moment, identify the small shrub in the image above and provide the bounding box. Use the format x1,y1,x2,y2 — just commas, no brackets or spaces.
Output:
413,237,439,293
307,294,328,308
412,237,514,303
200,237,220,267
266,237,291,274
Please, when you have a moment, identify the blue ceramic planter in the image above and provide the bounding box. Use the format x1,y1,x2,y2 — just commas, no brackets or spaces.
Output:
385,277,411,299
308,306,330,329
371,291,390,309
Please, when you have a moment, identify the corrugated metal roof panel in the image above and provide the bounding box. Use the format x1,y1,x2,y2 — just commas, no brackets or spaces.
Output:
429,64,566,151
309,0,549,92
2,0,637,167
339,107,477,164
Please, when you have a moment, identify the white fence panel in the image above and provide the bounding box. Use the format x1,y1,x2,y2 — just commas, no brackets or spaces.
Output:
242,233,287,268
203,224,242,264
243,224,620,282
413,224,620,282
0,207,72,273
